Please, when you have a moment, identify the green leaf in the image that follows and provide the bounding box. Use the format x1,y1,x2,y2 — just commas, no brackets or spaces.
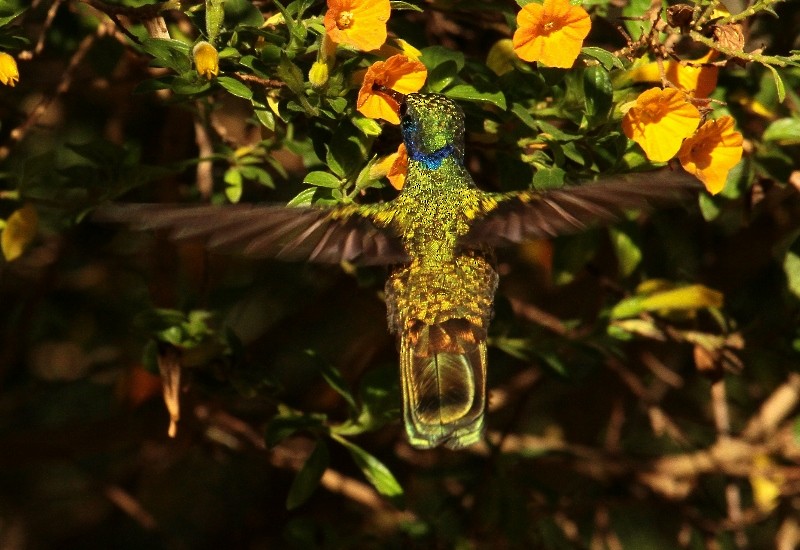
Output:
352,116,383,137
763,117,800,144
445,84,506,110
253,106,275,130
332,435,404,500
318,362,357,411
217,76,253,99
277,53,305,92
286,440,329,510
580,47,624,70
698,191,720,221
223,0,265,27
420,46,465,77
784,251,800,299
611,284,724,319
0,8,25,27
286,187,317,207
622,0,652,39
140,38,192,73
609,227,641,278
265,413,327,447
389,1,423,11
511,103,538,130
532,166,565,190
303,171,341,188
277,53,317,115
326,123,369,178
764,64,786,103
583,65,613,123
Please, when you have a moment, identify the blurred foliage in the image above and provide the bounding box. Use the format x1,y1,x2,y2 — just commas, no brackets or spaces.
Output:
1,0,800,548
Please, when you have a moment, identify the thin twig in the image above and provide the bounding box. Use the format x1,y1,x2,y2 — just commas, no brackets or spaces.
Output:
0,26,99,160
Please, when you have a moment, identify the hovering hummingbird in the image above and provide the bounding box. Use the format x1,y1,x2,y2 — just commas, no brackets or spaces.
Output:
96,91,699,449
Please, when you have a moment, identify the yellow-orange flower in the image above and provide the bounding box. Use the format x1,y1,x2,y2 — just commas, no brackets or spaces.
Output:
357,54,427,124
629,51,719,98
0,52,19,87
370,143,408,190
622,87,701,162
678,116,743,195
324,0,390,52
512,0,591,69
387,144,408,189
193,41,219,79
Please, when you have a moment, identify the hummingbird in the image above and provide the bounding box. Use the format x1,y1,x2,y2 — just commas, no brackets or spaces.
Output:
96,91,699,449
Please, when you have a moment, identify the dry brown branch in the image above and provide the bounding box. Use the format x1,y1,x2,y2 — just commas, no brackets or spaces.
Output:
104,485,158,530
193,106,215,200
742,373,800,442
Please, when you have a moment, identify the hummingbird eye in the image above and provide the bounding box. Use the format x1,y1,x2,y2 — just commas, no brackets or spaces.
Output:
399,101,408,118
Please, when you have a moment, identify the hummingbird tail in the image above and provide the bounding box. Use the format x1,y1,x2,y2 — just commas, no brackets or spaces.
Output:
400,318,487,449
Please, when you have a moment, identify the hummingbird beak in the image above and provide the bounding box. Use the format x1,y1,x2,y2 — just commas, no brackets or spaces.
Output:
372,84,406,116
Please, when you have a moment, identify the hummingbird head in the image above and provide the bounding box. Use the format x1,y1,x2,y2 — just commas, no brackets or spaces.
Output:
399,93,465,168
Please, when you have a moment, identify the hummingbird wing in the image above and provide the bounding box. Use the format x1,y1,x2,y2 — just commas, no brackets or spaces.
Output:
460,168,702,247
93,202,409,265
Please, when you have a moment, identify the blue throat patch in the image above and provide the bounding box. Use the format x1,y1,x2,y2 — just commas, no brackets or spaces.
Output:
406,142,458,170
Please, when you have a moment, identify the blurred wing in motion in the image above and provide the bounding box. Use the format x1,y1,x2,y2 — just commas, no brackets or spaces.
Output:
461,168,702,248
93,203,409,266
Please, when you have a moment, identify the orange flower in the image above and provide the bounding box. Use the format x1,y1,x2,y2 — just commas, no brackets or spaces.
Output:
370,143,408,189
622,87,701,162
678,116,743,194
357,54,427,124
324,0,390,52
512,0,591,68
629,51,719,98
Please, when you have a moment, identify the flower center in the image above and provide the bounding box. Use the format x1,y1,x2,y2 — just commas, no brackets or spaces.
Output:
336,11,355,30
540,19,559,36
640,103,665,124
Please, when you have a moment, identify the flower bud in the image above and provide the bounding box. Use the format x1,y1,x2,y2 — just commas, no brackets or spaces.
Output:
193,41,219,80
309,60,329,88
0,52,19,87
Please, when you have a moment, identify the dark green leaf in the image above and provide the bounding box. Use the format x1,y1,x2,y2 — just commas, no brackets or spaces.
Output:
583,65,613,123
224,0,265,27
217,76,253,99
420,46,465,74
286,440,329,510
532,166,565,190
427,61,460,93
445,84,506,110
316,357,357,411
265,413,327,447
140,38,192,73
